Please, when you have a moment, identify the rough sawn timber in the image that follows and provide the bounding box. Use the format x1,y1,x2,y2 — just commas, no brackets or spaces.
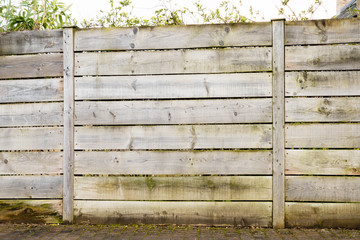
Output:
0,127,63,150
285,71,360,96
0,176,62,199
75,47,272,76
0,102,63,127
75,73,272,100
74,176,272,200
0,53,63,79
285,97,360,122
74,22,271,51
0,152,63,175
286,202,360,228
286,176,360,202
74,201,272,226
75,150,272,175
75,125,272,150
285,18,360,45
0,29,63,55
0,78,64,103
285,44,360,71
285,149,360,175
285,123,360,148
75,99,272,125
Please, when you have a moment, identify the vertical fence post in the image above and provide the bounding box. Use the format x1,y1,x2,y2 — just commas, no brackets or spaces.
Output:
272,19,285,229
63,27,75,224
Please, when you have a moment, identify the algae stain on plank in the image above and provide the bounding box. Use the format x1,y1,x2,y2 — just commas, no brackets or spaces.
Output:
0,201,62,224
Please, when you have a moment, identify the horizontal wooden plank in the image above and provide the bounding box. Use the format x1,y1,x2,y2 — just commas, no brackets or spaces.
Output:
75,150,272,175
286,176,360,202
74,22,271,51
286,202,360,228
285,123,360,148
285,18,360,45
285,71,360,97
74,201,272,226
75,125,272,150
286,150,360,175
285,97,360,122
0,200,62,224
75,176,272,201
0,102,63,127
285,45,360,71
0,152,62,175
75,99,272,125
0,30,63,55
0,53,63,79
0,176,62,199
75,48,272,76
75,73,272,100
0,127,63,150
0,78,64,103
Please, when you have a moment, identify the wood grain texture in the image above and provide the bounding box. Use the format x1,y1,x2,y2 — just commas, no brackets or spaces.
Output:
0,53,63,79
75,150,272,175
0,127,63,150
285,71,360,97
0,176,62,199
0,200,62,224
285,44,360,71
285,150,360,175
0,29,63,55
286,176,360,202
285,123,360,148
285,97,360,122
75,73,272,100
286,202,360,228
0,78,63,103
63,27,75,224
74,176,272,200
0,152,63,174
75,125,272,150
272,19,285,229
0,102,63,127
75,48,272,76
74,22,271,51
75,99,272,125
285,18,360,45
74,201,272,226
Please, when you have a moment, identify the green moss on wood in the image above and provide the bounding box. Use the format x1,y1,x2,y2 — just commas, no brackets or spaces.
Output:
0,201,62,224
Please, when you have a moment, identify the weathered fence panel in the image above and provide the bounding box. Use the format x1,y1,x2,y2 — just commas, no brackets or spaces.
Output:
0,29,64,224
1,18,360,228
284,18,360,229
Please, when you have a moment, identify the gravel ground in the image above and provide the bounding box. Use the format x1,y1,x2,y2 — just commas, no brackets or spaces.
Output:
0,224,360,240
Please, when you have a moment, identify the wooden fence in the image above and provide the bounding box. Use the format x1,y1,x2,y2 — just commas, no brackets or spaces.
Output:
0,18,360,228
